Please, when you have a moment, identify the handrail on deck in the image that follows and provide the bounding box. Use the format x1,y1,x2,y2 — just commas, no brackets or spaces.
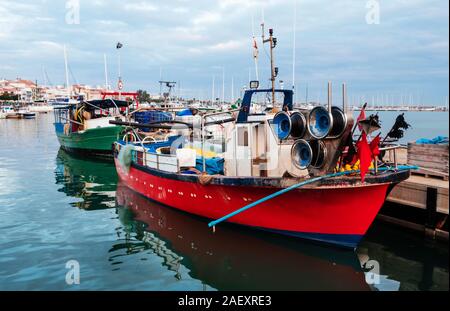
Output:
379,144,404,171
200,109,239,173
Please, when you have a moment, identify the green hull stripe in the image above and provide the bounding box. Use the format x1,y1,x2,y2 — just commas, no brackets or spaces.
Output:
56,126,124,152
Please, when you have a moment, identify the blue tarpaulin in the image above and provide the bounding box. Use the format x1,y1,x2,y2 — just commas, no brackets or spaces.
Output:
195,157,225,175
176,109,194,116
415,136,449,145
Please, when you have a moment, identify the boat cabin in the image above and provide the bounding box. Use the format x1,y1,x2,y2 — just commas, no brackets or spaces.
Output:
54,99,130,135
115,88,354,180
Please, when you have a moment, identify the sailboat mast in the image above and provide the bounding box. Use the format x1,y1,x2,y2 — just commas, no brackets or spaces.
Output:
63,45,70,96
212,75,215,105
222,67,225,105
159,67,163,95
305,83,309,105
231,76,234,103
42,65,47,87
104,54,109,90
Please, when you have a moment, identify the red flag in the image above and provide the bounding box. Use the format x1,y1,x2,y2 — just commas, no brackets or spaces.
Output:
356,132,372,182
252,37,258,59
357,108,366,131
370,134,381,159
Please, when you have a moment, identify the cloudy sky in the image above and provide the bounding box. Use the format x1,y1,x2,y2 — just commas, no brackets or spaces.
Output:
0,0,448,105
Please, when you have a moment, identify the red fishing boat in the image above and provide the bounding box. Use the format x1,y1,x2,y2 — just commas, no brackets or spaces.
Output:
111,28,413,249
111,84,412,249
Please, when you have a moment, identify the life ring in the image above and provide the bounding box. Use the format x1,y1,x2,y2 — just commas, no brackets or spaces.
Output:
122,132,137,143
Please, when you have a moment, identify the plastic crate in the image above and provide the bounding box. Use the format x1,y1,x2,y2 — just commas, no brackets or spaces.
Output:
134,111,172,132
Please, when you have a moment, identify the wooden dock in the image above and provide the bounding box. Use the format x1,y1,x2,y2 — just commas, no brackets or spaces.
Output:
383,146,449,241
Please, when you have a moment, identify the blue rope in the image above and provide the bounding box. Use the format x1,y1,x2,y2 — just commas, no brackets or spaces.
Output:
208,165,418,228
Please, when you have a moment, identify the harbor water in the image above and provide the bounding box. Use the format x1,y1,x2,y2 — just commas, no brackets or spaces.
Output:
0,112,448,291
363,111,449,144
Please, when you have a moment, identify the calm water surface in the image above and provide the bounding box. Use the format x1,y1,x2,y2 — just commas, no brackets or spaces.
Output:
0,112,448,291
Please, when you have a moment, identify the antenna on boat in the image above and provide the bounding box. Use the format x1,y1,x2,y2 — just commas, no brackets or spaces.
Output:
158,81,176,98
261,23,277,106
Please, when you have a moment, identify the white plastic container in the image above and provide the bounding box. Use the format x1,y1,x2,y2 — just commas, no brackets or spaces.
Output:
176,148,197,168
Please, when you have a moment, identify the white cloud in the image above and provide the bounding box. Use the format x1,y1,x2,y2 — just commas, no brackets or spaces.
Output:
192,12,222,26
173,7,189,14
208,39,246,51
32,41,64,50
95,20,128,27
124,2,158,12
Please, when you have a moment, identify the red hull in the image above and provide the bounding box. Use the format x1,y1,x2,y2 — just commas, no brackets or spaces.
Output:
115,159,394,248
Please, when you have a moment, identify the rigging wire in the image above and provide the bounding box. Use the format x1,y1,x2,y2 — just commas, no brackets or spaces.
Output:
68,64,78,86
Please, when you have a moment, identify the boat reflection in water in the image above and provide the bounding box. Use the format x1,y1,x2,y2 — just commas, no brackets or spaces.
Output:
55,148,117,210
116,183,371,291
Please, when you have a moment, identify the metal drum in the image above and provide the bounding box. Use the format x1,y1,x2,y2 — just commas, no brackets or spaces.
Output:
308,106,332,139
328,107,347,138
309,140,327,168
273,111,292,140
290,112,307,139
291,139,313,169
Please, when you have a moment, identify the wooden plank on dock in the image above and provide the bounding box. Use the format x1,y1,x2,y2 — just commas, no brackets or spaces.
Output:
407,142,449,175
411,169,448,181
387,175,449,215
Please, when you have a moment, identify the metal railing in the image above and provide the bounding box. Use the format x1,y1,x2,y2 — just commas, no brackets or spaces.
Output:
200,109,239,172
339,143,405,174
121,127,182,173
378,144,406,172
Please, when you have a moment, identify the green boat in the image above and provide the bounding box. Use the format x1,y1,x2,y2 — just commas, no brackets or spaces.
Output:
53,99,130,158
